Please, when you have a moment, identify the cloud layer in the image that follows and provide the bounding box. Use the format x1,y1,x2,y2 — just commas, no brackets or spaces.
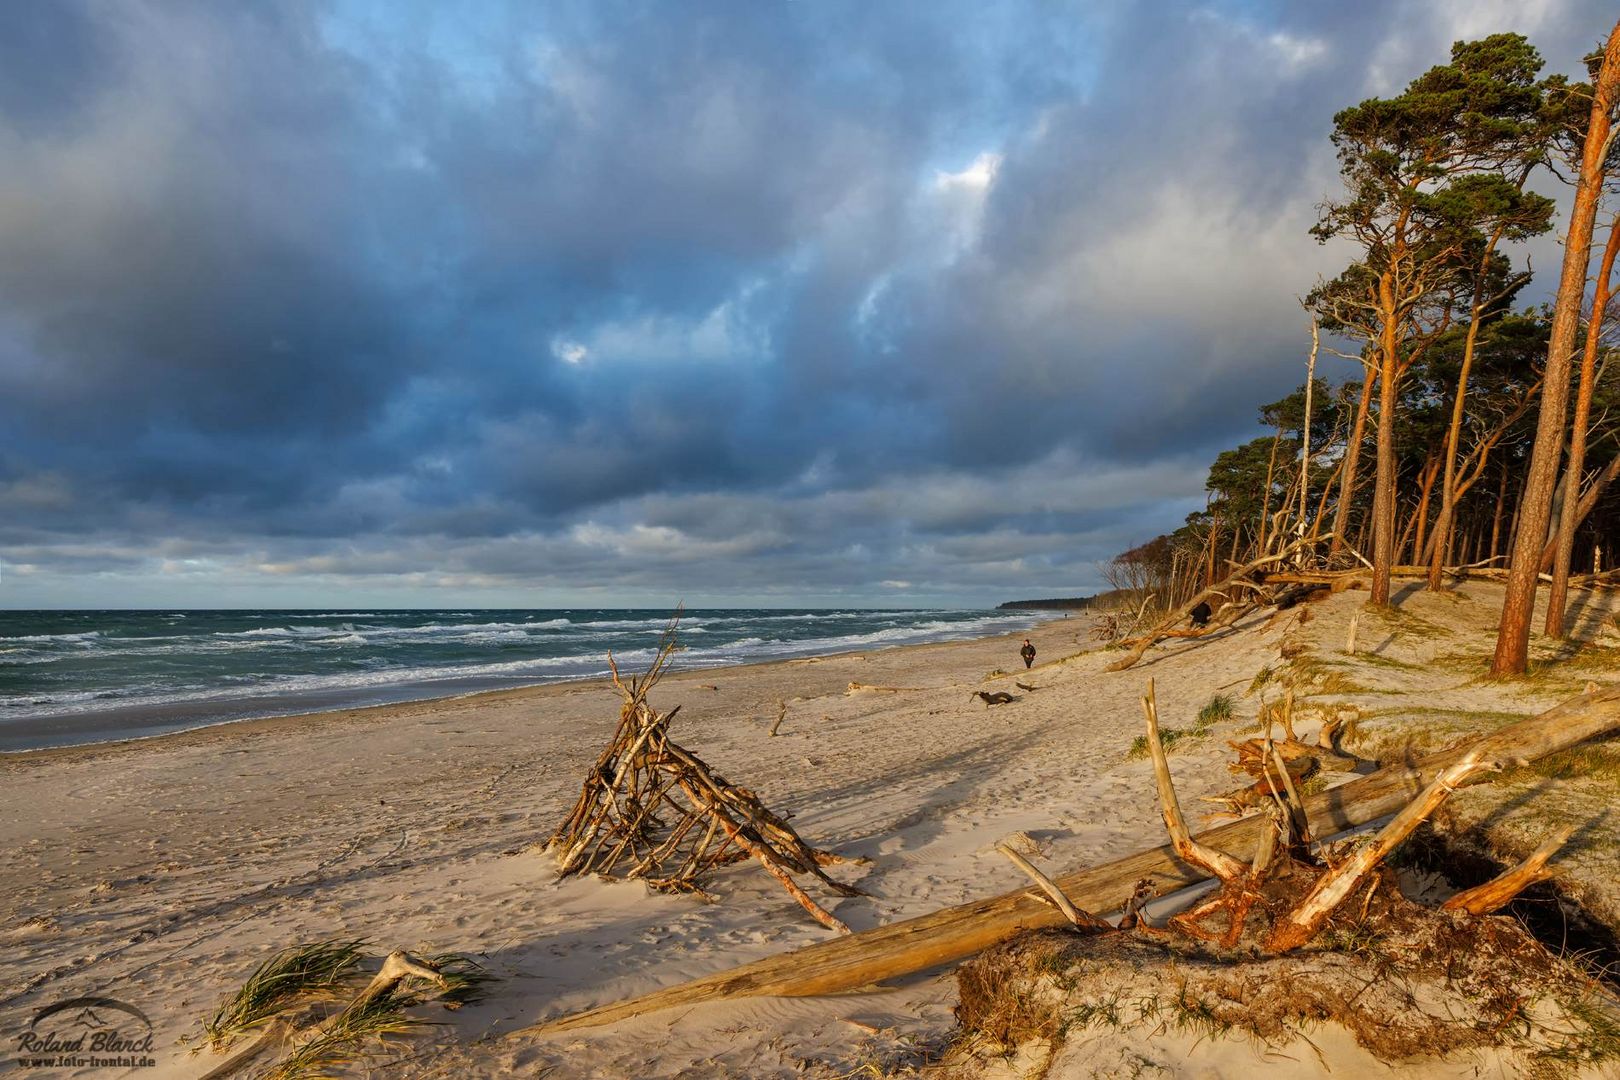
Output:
0,0,1612,607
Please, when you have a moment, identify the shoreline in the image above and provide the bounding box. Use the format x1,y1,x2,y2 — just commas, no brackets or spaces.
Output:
0,615,1073,765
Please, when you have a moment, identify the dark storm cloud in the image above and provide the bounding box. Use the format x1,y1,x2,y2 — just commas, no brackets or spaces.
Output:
0,0,1614,605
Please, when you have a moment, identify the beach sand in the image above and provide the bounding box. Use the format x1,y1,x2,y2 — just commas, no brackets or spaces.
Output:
3,587,1617,1078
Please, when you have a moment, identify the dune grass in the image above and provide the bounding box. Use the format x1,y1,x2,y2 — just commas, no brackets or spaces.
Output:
205,940,365,1051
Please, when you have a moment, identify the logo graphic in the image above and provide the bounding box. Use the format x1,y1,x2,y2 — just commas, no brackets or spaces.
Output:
15,996,156,1070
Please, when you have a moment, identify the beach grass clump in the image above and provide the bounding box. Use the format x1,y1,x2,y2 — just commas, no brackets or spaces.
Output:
267,988,424,1080
418,952,495,1009
1195,694,1234,728
1340,706,1526,761
1246,666,1274,696
1285,659,1371,697
205,940,365,1050
1520,740,1620,785
1127,725,1205,760
201,944,492,1079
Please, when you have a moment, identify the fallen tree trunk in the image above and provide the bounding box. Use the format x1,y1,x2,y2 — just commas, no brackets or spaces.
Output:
518,684,1620,1035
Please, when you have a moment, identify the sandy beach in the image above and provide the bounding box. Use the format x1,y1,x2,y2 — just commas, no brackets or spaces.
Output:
4,585,1618,1078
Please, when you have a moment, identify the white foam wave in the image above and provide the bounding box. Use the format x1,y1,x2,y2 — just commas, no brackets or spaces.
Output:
3,631,104,645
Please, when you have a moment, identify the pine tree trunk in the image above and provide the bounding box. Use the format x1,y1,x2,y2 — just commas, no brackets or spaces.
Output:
1491,460,1509,560
1371,271,1401,606
1298,314,1319,541
1429,260,1497,589
1545,216,1620,637
1258,426,1282,556
1409,451,1441,564
1493,18,1620,675
1330,373,1376,558
1204,516,1219,589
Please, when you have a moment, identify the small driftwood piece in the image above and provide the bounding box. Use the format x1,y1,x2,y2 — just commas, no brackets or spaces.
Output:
994,841,1111,932
1106,533,1333,672
1441,825,1578,916
521,684,1620,1035
549,621,860,933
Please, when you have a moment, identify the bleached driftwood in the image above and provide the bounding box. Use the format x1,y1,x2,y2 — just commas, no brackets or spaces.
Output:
994,841,1110,932
1441,824,1578,916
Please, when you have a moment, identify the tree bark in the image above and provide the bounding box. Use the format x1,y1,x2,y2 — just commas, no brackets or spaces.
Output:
1404,451,1441,565
1493,18,1620,675
1429,252,1498,589
1546,216,1620,637
1329,372,1376,557
1299,311,1319,543
1490,458,1509,560
1371,268,1401,605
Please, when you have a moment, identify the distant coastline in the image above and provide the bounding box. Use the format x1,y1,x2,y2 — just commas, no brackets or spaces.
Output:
997,590,1127,611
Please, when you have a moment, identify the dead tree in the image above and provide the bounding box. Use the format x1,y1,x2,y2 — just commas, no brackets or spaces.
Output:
548,631,862,933
1106,533,1333,672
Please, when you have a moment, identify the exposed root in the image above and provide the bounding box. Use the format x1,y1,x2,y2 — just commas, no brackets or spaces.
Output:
944,677,1620,1074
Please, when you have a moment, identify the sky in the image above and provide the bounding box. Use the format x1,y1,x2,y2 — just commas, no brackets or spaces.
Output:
0,0,1613,609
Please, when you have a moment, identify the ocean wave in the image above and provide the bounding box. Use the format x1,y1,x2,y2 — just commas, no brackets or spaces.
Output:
0,609,1050,737
285,612,385,619
0,650,636,717
575,618,670,630
3,630,104,645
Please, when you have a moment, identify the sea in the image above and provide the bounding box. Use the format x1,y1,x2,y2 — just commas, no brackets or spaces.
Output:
0,608,1046,752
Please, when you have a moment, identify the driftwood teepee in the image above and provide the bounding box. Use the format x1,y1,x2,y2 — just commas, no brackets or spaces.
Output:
548,621,862,932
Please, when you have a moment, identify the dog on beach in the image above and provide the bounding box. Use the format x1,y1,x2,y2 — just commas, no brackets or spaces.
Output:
972,691,1017,708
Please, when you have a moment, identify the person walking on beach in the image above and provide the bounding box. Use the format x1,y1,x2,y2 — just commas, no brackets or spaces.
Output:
1020,638,1036,669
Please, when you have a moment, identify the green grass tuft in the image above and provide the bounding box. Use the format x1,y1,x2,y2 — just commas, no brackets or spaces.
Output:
1246,666,1274,696
267,988,423,1080
1196,694,1234,728
205,940,366,1051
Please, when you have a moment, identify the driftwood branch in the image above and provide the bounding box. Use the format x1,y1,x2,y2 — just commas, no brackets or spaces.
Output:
1441,824,1578,916
1142,680,1249,882
995,841,1111,932
1264,751,1500,952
